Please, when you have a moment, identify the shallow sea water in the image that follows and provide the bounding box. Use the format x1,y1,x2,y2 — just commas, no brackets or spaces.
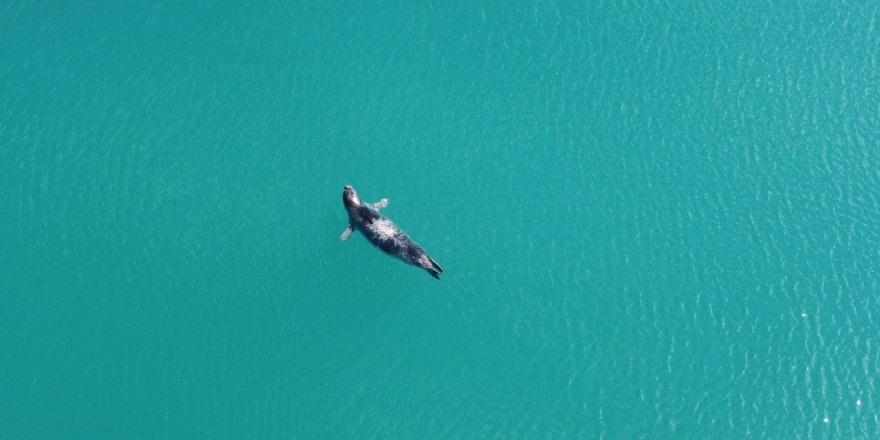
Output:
3,1,879,438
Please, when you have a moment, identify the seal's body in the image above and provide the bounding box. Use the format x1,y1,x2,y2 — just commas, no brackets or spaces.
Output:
341,185,443,279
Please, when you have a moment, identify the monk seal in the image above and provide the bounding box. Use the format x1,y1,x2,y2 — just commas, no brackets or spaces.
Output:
340,185,444,279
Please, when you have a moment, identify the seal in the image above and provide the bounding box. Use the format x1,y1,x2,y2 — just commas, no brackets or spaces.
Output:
340,185,444,279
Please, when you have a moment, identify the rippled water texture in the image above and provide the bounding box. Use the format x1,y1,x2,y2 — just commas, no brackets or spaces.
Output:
2,2,879,438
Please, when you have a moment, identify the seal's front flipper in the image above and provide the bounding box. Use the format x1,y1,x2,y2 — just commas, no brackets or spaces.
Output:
426,268,441,279
367,198,389,211
340,225,354,241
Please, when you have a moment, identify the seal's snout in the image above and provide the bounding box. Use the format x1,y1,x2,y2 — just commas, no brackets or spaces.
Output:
343,184,361,207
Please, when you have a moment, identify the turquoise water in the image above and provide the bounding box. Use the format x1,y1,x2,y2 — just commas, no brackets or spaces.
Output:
3,1,879,438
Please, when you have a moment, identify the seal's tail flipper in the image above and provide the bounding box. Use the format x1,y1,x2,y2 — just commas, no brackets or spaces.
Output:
429,258,443,273
426,268,441,279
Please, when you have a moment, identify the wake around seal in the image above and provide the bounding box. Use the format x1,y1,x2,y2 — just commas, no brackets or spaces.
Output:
340,185,444,279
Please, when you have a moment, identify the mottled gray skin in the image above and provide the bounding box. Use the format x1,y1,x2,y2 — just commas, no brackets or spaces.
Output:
341,185,443,279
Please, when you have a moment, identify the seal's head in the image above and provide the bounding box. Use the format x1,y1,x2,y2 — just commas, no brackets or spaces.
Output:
342,184,361,208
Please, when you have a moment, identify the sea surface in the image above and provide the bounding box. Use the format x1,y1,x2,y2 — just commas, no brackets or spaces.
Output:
3,1,879,438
